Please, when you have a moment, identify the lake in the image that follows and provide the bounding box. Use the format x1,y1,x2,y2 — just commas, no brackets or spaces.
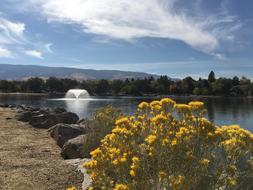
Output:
0,94,253,132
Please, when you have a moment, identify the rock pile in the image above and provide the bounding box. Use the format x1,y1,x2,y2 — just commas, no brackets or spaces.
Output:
8,104,94,159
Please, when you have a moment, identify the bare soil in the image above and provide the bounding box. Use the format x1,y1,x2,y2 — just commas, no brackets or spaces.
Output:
0,108,82,190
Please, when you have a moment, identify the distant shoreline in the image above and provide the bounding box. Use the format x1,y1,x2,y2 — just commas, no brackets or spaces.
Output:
0,92,252,99
0,92,49,96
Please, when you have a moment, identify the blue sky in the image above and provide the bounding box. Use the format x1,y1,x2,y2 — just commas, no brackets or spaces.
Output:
0,0,252,79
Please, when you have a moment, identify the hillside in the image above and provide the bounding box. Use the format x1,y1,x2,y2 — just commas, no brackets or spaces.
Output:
0,64,158,80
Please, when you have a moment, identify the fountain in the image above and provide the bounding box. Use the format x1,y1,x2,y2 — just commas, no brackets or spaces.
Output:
65,89,90,99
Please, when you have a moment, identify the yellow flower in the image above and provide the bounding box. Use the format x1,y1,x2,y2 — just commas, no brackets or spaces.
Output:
188,101,204,109
227,177,237,187
174,104,191,112
90,148,102,158
112,126,130,135
115,117,129,126
120,154,127,163
109,148,120,155
162,138,169,146
132,156,140,163
83,160,97,169
114,184,129,190
151,114,167,123
176,127,189,138
90,172,97,180
160,98,176,107
112,159,119,165
150,100,161,107
159,171,167,180
152,105,162,111
138,102,149,110
171,139,177,146
199,158,210,167
130,170,136,177
66,186,77,190
145,135,157,144
131,156,140,170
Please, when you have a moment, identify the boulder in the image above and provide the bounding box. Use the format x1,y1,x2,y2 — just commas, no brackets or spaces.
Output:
16,106,79,129
31,114,58,129
61,134,94,159
53,107,67,114
49,124,85,147
16,111,33,122
56,112,79,124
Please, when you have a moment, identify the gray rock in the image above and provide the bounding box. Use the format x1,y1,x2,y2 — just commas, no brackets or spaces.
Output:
49,124,86,147
16,106,79,129
16,111,33,122
53,107,67,114
55,112,79,124
31,114,58,129
61,134,94,159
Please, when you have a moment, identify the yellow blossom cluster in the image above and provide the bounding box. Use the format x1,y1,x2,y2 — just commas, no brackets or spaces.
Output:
84,98,253,190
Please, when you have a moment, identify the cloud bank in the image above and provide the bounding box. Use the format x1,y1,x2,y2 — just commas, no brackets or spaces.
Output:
31,0,219,54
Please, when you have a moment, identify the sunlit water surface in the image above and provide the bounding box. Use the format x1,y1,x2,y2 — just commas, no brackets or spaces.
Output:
0,94,253,132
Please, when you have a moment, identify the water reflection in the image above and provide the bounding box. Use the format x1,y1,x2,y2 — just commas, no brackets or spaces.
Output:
64,99,90,118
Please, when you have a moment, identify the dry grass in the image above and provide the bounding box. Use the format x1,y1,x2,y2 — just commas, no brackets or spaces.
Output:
0,108,82,190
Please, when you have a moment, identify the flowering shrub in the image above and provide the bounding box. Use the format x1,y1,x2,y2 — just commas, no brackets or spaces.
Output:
85,106,123,157
84,98,253,190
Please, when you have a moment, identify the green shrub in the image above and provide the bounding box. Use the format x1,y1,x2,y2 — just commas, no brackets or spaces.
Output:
85,106,123,157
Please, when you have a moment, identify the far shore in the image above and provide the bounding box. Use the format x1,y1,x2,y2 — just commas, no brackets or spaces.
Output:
0,92,49,95
0,92,252,99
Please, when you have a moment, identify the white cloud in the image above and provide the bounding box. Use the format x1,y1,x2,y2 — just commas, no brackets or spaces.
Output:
29,0,219,54
0,17,26,59
0,46,12,58
24,49,43,59
213,53,226,61
0,17,25,45
45,43,54,53
0,16,46,60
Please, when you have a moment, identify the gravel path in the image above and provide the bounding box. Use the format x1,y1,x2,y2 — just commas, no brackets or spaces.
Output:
0,108,83,190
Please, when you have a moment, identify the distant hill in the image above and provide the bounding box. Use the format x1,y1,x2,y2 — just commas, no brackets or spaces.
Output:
0,64,160,80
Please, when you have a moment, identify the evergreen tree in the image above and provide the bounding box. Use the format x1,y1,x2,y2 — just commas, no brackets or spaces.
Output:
208,71,216,83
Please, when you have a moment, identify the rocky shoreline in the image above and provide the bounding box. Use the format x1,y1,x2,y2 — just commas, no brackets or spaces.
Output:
0,104,92,189
1,104,92,160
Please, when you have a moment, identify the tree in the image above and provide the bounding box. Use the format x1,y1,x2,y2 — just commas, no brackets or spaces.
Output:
45,77,64,92
208,71,216,83
94,80,111,95
25,78,45,93
232,76,239,86
181,77,196,94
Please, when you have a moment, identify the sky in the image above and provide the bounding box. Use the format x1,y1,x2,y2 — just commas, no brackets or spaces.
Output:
0,0,252,79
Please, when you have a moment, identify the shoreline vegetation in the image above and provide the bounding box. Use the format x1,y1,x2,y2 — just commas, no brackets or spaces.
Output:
1,92,253,98
84,98,253,190
0,71,253,97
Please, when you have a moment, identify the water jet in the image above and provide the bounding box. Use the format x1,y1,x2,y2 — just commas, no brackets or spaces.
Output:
65,89,90,99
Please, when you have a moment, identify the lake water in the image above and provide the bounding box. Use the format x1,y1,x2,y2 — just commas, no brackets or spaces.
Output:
0,94,253,132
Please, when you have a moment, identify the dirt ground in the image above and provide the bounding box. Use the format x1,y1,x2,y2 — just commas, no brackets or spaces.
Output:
0,108,83,190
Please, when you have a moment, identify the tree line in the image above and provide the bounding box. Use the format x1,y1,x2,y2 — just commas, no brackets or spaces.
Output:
0,71,253,96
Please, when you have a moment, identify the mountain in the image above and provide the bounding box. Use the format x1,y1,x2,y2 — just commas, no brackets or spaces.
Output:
0,64,159,80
